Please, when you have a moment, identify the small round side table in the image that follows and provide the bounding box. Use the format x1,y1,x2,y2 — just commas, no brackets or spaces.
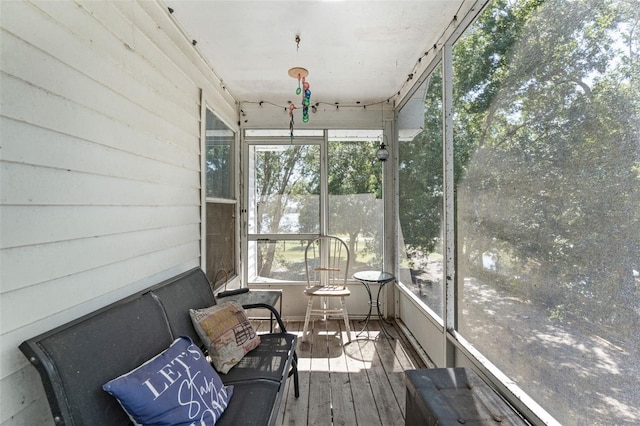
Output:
352,270,395,339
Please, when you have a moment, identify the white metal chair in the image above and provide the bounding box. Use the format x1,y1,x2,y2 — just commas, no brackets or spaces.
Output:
302,235,352,342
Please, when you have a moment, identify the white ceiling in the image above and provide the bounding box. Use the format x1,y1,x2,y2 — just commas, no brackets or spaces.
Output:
163,1,465,107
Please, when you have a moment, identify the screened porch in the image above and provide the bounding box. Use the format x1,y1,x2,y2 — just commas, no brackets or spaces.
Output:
1,0,638,425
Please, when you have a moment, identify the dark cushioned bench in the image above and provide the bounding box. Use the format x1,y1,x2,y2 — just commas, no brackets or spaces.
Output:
20,268,299,426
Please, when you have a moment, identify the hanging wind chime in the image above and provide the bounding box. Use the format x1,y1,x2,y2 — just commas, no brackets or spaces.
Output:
288,35,311,142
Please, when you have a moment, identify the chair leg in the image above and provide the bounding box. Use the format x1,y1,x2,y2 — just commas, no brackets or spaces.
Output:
341,297,351,342
302,298,313,342
321,296,327,320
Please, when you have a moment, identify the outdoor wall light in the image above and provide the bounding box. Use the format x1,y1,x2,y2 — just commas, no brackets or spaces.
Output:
377,103,389,161
376,140,389,161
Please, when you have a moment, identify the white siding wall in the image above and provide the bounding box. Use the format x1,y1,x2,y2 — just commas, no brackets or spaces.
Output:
0,1,237,424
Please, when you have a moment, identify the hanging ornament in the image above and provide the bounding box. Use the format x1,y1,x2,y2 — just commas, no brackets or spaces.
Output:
289,103,295,142
301,77,311,123
287,67,311,137
286,35,313,135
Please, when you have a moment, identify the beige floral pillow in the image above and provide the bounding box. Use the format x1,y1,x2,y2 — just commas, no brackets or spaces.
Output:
190,301,261,374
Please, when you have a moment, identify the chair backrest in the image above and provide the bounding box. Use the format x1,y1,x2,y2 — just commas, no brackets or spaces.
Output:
304,235,350,289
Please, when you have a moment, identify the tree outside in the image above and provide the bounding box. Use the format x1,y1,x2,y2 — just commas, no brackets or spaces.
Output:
328,140,383,270
254,139,384,279
399,0,639,423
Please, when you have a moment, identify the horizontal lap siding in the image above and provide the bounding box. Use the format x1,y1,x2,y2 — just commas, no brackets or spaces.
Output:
0,1,236,424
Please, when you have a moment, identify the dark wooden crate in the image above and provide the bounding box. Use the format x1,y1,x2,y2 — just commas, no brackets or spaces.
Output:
405,368,529,425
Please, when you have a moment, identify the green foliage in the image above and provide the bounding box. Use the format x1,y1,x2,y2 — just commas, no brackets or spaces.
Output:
255,145,319,276
328,141,382,197
398,0,638,326
451,0,639,323
255,140,383,271
206,144,232,198
399,67,445,254
300,140,383,264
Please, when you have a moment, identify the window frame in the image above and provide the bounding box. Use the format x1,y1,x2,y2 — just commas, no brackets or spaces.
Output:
200,96,240,290
242,129,388,286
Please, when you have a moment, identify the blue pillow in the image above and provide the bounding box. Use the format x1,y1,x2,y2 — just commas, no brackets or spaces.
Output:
103,336,233,425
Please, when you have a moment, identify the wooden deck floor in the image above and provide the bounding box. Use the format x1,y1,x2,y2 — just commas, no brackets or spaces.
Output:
253,319,426,426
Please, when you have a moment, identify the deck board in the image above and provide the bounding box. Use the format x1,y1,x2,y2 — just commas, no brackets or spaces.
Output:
342,321,382,426
256,318,426,426
354,323,403,426
308,319,334,424
366,320,409,418
326,320,357,426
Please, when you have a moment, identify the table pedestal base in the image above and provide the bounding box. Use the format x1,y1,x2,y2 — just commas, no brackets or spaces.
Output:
353,271,395,339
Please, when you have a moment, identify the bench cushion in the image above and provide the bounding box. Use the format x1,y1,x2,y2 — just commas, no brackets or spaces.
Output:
216,381,280,426
103,336,233,425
